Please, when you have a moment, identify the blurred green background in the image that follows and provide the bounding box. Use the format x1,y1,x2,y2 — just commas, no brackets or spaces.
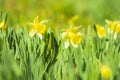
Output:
0,0,120,26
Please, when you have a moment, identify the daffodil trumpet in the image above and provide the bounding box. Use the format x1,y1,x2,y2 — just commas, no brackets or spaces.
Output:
95,24,106,39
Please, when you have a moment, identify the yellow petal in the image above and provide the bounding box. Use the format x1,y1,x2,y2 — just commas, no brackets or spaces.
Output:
96,24,106,38
100,64,111,79
40,20,48,24
70,33,82,48
65,40,70,48
0,21,6,31
113,32,117,40
61,30,74,40
61,32,67,39
115,23,120,34
37,33,43,40
34,16,39,24
71,42,78,48
0,21,4,28
106,20,116,34
37,24,46,34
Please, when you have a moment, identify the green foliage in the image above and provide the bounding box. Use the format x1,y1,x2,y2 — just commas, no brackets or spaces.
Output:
0,12,120,80
0,0,120,80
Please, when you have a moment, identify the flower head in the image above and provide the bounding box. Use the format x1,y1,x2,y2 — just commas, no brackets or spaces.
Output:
106,20,120,34
29,16,48,40
106,19,120,39
0,20,6,31
61,27,82,48
95,24,106,39
100,64,111,79
106,20,116,33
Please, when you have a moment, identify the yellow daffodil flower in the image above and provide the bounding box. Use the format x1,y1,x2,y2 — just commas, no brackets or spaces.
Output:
100,64,111,79
96,24,106,39
106,19,120,39
106,20,116,34
61,28,82,48
68,15,79,27
105,20,120,33
29,16,48,40
0,20,6,31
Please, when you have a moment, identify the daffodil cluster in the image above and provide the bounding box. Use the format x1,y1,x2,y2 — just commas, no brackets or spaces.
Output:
61,27,82,48
29,16,48,40
95,19,120,39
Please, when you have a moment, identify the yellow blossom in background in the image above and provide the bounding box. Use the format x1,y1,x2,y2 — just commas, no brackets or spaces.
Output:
106,19,120,39
106,20,116,34
100,64,112,79
68,15,79,27
95,24,106,39
61,28,82,48
115,23,120,34
114,22,120,39
0,20,6,31
29,16,48,40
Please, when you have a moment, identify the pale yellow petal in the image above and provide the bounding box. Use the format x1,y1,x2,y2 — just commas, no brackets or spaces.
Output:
107,28,110,34
65,40,70,48
61,32,66,39
105,19,116,34
71,42,78,48
28,22,34,27
29,29,36,37
34,16,39,24
40,20,48,24
37,33,43,40
105,19,111,24
113,33,117,40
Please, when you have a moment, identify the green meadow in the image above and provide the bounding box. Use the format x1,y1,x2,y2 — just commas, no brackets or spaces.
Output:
0,0,120,80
